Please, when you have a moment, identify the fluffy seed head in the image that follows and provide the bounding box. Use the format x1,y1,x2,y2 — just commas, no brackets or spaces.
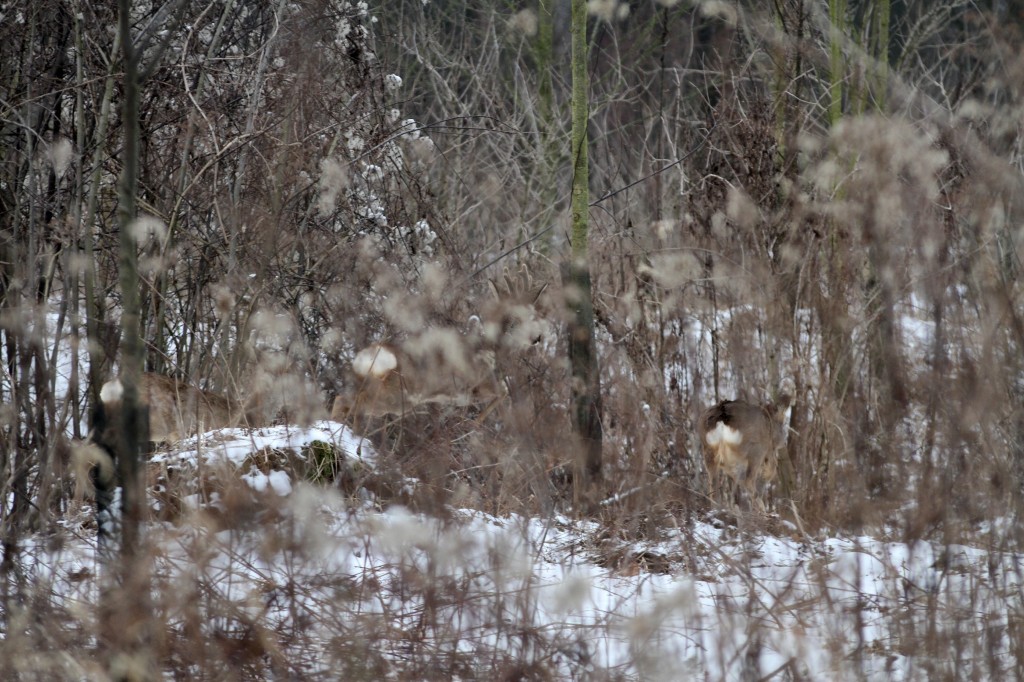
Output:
353,344,398,379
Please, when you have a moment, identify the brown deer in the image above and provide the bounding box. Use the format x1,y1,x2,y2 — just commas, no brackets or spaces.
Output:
698,395,791,511
330,340,501,424
99,373,255,444
72,373,254,526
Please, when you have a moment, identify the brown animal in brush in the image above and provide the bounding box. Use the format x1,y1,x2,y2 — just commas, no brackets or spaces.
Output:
330,342,500,423
99,373,255,444
698,395,791,510
74,373,262,524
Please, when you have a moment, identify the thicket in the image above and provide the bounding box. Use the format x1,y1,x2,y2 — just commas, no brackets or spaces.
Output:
370,0,1024,533
2,0,1024,677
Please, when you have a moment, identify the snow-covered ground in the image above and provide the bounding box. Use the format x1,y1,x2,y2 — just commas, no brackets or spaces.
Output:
31,423,1020,679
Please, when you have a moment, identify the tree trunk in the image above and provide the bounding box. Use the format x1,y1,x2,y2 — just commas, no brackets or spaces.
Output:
96,1,157,676
567,0,602,492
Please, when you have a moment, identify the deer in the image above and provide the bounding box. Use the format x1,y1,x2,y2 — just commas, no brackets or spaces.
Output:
330,339,502,425
698,394,791,511
98,372,257,445
72,373,260,530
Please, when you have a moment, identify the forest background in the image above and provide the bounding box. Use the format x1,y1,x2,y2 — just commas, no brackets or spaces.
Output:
3,0,1024,678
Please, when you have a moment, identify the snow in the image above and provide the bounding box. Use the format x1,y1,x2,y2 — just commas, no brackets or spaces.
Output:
27,417,1020,678
151,421,375,470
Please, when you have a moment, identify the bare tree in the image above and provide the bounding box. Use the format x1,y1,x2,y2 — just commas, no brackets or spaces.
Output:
566,0,603,495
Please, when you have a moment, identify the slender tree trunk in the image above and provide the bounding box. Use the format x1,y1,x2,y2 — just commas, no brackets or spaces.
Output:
533,0,560,253
872,0,890,111
537,0,553,128
864,0,897,496
96,1,154,677
566,0,602,492
116,0,146,564
82,28,121,407
828,0,846,127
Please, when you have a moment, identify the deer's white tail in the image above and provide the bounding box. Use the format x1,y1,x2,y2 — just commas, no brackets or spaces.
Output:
332,341,500,422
